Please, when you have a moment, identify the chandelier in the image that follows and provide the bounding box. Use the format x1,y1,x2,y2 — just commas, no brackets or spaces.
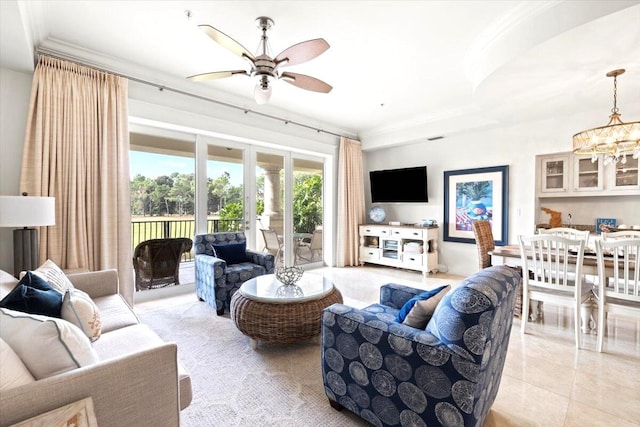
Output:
572,69,640,165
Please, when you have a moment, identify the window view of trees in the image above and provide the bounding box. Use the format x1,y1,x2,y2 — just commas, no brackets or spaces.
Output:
130,170,322,232
130,171,243,217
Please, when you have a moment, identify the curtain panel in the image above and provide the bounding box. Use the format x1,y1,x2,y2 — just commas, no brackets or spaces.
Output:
336,137,365,267
20,56,133,304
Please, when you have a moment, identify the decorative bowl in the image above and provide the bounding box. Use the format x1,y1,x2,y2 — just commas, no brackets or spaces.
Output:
275,266,303,285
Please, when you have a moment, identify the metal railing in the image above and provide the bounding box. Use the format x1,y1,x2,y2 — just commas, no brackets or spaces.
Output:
131,218,243,261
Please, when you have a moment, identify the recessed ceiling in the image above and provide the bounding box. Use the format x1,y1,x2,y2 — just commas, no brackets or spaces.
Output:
2,1,639,147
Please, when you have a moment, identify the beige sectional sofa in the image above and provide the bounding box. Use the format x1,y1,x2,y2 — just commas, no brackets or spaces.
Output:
0,269,192,427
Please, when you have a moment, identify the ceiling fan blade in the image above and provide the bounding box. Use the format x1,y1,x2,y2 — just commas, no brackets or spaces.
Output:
274,38,330,67
280,72,333,93
199,25,256,62
187,70,248,82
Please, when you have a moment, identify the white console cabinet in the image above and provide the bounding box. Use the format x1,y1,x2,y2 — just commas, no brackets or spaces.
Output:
359,224,439,275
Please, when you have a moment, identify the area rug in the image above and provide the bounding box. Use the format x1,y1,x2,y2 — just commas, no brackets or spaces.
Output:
138,299,368,426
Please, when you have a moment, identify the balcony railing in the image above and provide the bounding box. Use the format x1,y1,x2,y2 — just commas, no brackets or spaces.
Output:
131,218,243,262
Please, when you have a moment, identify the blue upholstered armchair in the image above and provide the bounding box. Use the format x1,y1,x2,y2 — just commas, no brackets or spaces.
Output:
194,232,275,315
321,265,520,426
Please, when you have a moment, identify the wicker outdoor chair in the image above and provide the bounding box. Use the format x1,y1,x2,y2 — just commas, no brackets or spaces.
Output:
133,238,193,291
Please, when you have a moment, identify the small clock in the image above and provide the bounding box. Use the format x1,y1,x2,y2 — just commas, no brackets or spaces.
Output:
369,206,387,223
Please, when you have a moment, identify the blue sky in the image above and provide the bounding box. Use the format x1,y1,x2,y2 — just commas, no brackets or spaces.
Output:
130,151,243,185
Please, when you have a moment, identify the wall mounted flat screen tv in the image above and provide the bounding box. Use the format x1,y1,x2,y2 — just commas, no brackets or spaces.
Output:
370,166,428,203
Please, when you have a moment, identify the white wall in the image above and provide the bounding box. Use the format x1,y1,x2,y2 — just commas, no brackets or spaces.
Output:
0,68,33,272
362,111,640,277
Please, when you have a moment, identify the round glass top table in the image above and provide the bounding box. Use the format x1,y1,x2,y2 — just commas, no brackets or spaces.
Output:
238,273,334,302
230,273,343,349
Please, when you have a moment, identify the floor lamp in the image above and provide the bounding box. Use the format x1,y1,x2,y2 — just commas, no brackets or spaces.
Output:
0,194,56,277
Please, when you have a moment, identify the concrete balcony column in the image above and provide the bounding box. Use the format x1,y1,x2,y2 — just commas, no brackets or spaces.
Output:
261,163,283,233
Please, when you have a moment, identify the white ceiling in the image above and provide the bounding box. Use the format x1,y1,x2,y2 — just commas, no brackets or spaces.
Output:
1,1,639,147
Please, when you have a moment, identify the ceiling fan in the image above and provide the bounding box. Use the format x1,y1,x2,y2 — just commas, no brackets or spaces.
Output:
187,16,333,104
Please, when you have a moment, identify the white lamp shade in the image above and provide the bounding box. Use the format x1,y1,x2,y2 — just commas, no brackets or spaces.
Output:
0,196,56,227
254,83,272,105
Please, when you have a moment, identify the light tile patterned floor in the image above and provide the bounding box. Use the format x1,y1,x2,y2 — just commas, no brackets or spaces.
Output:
136,264,640,426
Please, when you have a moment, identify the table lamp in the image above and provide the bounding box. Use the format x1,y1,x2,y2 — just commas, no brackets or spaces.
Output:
0,194,56,277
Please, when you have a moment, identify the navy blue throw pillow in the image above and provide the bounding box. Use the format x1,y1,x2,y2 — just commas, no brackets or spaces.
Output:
395,285,449,323
213,242,250,265
0,271,63,317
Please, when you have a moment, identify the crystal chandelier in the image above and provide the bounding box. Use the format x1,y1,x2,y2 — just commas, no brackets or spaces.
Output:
572,69,640,165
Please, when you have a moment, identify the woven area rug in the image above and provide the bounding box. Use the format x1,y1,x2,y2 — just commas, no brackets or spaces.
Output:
138,299,368,426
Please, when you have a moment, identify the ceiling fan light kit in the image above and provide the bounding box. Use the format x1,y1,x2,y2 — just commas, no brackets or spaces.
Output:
572,69,640,165
188,16,332,105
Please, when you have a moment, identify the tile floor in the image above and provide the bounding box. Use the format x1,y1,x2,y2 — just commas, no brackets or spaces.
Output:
135,265,640,426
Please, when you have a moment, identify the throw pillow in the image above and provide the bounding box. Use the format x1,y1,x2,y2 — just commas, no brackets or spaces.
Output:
396,285,451,329
212,242,250,265
61,289,102,342
0,337,35,391
0,307,99,380
0,272,63,317
28,259,75,294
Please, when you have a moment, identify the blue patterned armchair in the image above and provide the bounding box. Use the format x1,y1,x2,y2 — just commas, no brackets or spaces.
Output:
194,232,275,315
321,265,520,426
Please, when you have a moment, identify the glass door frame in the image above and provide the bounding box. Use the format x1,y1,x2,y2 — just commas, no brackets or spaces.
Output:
132,118,333,267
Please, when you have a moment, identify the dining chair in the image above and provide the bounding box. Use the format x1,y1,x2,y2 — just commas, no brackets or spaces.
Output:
539,226,595,293
518,234,590,348
472,220,494,269
594,238,640,352
602,230,640,240
538,227,590,247
260,229,283,265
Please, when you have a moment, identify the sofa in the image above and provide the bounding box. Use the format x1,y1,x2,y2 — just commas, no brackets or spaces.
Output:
194,232,275,315
321,265,520,427
0,268,192,427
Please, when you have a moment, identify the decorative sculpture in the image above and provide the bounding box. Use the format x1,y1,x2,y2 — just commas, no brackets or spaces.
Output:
541,207,562,228
275,265,303,285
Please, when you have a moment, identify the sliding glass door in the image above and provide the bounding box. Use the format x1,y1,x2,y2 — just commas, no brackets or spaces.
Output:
130,125,329,280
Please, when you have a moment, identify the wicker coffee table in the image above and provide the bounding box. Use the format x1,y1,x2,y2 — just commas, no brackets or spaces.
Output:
230,273,343,349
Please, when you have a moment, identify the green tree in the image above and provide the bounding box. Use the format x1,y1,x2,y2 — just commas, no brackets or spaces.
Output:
219,201,243,231
293,173,322,233
152,175,174,215
168,172,194,215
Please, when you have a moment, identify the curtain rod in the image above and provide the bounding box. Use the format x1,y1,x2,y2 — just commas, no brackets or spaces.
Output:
35,50,348,139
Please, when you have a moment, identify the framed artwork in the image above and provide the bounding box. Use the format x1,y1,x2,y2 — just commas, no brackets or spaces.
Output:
595,218,616,233
443,165,509,245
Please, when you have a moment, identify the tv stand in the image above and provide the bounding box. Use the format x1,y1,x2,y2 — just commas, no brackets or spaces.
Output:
359,224,439,276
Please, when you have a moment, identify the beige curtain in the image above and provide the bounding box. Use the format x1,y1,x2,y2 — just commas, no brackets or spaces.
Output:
336,137,365,267
20,56,133,304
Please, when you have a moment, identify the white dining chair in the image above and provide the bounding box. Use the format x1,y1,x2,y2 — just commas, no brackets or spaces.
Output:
519,234,590,349
538,227,590,246
536,227,593,322
594,238,640,352
602,230,640,241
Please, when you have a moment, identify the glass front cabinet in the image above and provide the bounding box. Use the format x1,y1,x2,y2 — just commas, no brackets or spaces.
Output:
612,156,640,189
540,155,570,193
573,155,603,192
537,152,640,197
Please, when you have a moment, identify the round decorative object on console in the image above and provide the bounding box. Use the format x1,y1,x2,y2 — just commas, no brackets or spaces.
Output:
275,266,303,285
368,206,387,223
